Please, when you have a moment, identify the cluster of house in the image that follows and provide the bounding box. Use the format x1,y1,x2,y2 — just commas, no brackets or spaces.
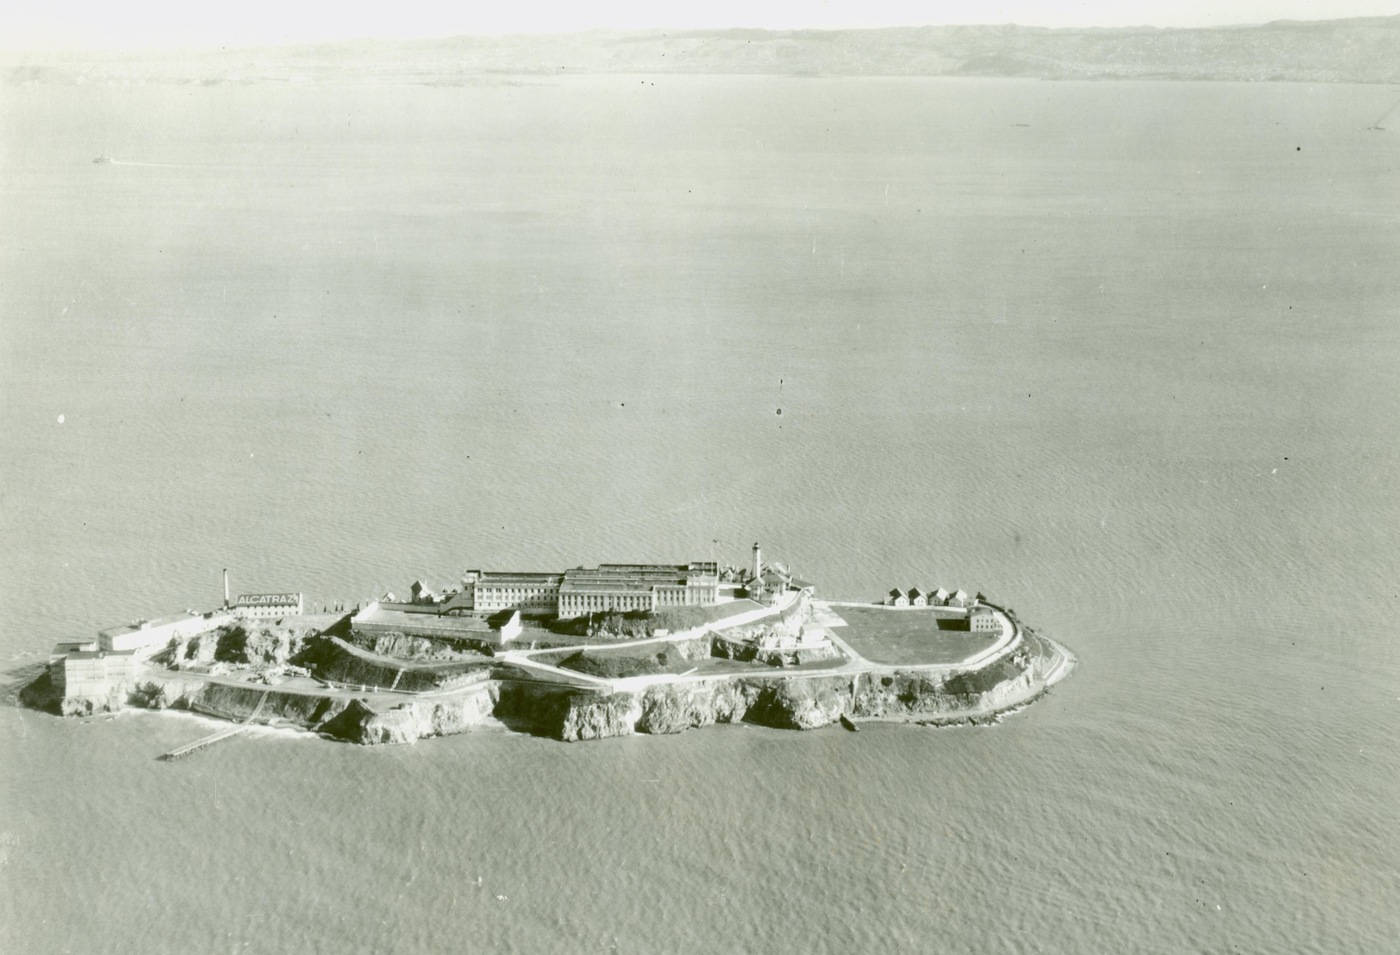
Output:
884,587,1004,634
886,587,973,609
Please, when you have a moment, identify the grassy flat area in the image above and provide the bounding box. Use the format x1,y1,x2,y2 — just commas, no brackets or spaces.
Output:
682,599,767,625
833,606,997,666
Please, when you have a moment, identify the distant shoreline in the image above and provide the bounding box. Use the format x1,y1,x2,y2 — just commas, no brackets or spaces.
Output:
5,16,1397,87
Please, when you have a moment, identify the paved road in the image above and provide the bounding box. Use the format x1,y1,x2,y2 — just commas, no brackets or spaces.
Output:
136,595,1029,709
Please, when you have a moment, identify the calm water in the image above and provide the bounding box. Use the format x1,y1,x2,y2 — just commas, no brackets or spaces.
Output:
2,75,1398,954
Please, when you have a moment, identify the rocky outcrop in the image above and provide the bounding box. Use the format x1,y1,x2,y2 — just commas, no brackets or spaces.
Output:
320,689,496,744
849,659,1035,722
58,686,128,717
18,621,1067,745
711,634,842,668
292,636,488,692
636,680,758,734
494,636,1045,741
185,682,350,726
747,677,851,730
17,669,62,714
347,631,489,662
559,693,643,742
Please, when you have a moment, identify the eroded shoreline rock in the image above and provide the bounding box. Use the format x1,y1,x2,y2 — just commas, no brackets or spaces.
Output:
18,630,1071,746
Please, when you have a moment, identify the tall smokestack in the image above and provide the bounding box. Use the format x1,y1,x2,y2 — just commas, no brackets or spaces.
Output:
752,542,761,581
223,569,230,609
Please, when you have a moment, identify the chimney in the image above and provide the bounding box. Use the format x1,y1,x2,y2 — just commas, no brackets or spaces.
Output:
223,569,230,609
752,542,762,581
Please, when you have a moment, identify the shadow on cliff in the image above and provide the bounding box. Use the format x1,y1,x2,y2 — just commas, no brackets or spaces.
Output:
4,662,58,713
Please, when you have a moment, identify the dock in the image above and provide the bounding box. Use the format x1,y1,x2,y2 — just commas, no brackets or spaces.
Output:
159,689,270,761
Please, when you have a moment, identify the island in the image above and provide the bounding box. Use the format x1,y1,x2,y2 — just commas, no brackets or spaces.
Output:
20,544,1075,753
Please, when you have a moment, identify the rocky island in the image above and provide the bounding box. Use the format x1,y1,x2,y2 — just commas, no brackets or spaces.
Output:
20,544,1075,752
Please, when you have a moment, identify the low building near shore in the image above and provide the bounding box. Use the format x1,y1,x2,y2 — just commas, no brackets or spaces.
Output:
946,589,972,609
930,587,951,606
56,649,137,700
887,588,908,607
98,610,232,656
908,588,927,607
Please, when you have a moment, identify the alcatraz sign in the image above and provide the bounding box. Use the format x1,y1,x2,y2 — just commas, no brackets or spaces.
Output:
235,593,300,606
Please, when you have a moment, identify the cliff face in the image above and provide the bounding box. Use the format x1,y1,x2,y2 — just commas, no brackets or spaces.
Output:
560,693,645,742
19,628,1066,744
192,682,351,726
850,667,1035,721
319,688,497,744
543,659,1034,742
636,680,759,734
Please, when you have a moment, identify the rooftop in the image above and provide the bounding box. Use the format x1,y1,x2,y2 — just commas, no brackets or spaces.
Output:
476,573,564,587
355,605,494,633
66,649,137,660
98,611,201,640
560,577,656,594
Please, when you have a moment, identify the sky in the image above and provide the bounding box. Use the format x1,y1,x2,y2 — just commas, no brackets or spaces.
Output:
3,0,1396,51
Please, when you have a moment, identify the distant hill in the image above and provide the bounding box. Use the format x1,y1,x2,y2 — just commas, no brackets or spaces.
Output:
7,16,1400,86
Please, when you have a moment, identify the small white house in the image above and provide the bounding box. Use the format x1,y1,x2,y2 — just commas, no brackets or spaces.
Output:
908,588,927,607
887,588,908,607
930,587,951,606
946,589,972,609
970,605,1001,633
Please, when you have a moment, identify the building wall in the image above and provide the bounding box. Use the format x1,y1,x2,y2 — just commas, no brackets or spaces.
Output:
557,589,656,619
473,582,560,613
61,652,136,699
101,612,232,655
971,608,1001,633
460,562,724,618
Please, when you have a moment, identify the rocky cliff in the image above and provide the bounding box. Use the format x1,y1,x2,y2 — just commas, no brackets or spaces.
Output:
20,627,1069,745
318,688,497,744
530,643,1044,741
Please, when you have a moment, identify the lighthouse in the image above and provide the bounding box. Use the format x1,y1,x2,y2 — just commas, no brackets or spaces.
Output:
752,542,762,581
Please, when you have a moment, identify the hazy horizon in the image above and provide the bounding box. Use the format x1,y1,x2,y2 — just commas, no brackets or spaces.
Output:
4,3,1399,53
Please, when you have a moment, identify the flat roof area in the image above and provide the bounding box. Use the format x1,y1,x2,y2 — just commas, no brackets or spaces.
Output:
67,649,137,660
476,573,564,586
98,611,202,640
354,605,493,634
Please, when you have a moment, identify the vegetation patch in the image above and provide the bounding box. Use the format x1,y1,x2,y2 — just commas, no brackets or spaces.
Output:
942,655,1026,697
555,648,687,679
293,636,486,690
